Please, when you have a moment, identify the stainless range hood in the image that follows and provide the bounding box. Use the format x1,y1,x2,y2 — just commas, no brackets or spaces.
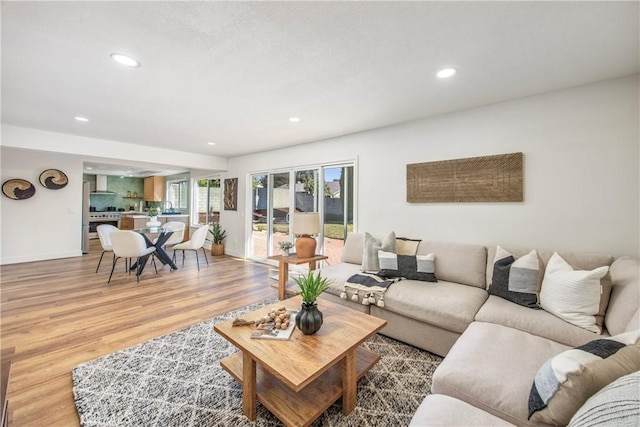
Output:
90,175,117,195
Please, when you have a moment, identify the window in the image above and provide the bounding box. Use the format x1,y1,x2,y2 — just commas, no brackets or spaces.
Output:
193,178,221,225
167,180,188,211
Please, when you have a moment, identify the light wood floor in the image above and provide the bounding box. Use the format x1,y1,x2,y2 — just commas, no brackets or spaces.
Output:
0,240,276,426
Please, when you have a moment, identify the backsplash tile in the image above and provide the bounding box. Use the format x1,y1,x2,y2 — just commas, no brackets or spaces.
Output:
84,175,146,212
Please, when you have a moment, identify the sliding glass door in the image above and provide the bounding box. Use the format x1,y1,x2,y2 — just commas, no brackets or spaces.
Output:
250,174,269,259
322,166,354,265
270,172,290,256
248,164,354,266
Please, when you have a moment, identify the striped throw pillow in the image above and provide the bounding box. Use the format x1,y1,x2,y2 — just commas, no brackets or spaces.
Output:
568,371,640,427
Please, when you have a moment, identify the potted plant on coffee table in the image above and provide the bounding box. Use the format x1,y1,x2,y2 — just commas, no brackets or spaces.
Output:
292,270,330,335
209,222,227,256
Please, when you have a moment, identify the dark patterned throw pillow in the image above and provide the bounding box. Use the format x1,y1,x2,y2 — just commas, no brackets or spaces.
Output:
377,251,437,282
489,246,541,309
529,330,640,426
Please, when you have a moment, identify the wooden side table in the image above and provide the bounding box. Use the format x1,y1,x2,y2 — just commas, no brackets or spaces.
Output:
268,254,329,300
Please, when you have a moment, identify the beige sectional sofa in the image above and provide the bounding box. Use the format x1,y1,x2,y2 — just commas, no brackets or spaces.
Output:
317,233,640,426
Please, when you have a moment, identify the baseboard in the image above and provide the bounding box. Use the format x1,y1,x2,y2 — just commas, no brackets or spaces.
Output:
223,249,245,258
0,251,82,265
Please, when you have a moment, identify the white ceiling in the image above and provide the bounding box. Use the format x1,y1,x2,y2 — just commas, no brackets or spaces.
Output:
2,1,639,162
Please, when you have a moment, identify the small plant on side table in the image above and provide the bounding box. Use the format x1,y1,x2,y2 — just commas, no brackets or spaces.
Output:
209,222,227,256
278,241,294,256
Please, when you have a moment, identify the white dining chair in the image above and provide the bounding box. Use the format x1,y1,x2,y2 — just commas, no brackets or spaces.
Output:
153,221,185,249
172,225,210,271
95,224,118,273
108,231,158,283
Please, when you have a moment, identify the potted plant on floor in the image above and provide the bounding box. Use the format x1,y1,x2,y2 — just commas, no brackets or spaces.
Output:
209,222,227,256
293,270,330,335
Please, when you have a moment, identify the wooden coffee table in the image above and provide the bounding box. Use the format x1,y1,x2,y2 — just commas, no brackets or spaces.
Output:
214,296,387,427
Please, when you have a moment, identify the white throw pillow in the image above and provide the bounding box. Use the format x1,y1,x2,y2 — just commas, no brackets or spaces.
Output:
539,252,608,333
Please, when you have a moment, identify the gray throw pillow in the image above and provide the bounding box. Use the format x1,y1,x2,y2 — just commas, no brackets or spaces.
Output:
362,231,395,272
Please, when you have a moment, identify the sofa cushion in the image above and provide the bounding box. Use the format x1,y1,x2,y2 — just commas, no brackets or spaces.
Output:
318,262,362,298
432,322,570,425
489,246,541,309
410,394,516,426
486,246,614,330
606,257,640,335
378,251,437,282
340,232,364,265
475,295,606,347
627,308,640,333
382,279,487,333
370,307,461,356
539,252,608,333
362,231,396,272
528,330,640,426
568,371,640,427
418,240,486,288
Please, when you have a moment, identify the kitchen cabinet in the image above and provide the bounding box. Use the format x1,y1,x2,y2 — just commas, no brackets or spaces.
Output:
119,216,134,230
144,176,166,202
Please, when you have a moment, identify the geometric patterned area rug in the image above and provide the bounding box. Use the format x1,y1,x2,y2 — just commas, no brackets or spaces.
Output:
73,298,442,427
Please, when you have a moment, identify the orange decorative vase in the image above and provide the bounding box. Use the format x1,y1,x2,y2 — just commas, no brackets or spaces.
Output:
295,235,316,259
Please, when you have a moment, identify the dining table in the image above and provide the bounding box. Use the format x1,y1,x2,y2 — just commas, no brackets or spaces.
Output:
131,227,179,272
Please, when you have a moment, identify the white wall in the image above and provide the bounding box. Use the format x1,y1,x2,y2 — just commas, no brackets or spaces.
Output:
222,76,639,259
1,147,84,264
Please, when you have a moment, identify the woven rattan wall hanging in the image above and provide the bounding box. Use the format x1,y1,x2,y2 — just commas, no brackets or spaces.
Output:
407,152,523,203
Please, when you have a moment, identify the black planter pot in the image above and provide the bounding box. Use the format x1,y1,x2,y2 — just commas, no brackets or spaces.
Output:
295,301,323,335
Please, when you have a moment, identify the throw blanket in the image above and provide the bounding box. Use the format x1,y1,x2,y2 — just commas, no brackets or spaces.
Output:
340,273,402,307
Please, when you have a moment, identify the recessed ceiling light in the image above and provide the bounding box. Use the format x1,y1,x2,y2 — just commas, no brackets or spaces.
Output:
86,166,93,170
110,53,141,68
437,68,456,78
289,117,300,122
75,116,89,122
207,142,216,146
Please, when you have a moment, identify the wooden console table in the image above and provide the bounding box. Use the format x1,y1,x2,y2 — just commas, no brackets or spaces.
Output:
268,254,329,300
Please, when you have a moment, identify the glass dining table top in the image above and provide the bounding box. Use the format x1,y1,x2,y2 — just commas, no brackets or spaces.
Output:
133,227,169,234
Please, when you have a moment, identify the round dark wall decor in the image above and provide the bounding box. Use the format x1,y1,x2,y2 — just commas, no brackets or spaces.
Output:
2,179,36,200
39,169,68,190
